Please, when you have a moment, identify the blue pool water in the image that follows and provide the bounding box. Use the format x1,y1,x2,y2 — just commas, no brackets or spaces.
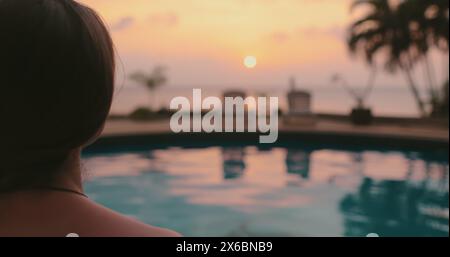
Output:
83,145,449,237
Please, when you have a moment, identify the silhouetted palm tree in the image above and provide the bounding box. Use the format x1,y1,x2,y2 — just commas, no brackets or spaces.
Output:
401,0,449,116
409,0,448,51
348,0,426,116
129,66,168,111
348,0,448,116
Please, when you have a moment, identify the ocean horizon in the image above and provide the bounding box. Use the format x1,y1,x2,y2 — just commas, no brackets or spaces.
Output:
110,84,429,118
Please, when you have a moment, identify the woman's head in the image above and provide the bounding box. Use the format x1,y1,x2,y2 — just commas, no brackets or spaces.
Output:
0,0,115,190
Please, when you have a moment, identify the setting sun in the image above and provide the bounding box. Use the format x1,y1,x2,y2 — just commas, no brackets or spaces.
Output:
244,56,257,69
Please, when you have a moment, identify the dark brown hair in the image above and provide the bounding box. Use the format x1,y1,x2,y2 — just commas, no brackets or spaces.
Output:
0,0,115,190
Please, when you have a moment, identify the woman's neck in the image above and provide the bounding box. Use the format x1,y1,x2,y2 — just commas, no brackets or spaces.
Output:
0,148,86,213
51,148,84,194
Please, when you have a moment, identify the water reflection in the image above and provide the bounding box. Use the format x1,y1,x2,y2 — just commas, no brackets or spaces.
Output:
285,149,311,180
340,154,449,237
222,147,246,180
140,150,166,174
83,146,449,236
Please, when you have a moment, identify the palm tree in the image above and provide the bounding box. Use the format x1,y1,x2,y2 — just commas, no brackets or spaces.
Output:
401,0,449,116
129,66,168,111
418,0,448,51
348,0,427,116
349,0,449,117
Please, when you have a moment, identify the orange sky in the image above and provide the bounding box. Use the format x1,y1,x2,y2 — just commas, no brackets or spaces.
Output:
79,0,446,90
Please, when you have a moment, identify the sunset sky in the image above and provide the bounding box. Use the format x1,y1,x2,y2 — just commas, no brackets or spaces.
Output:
78,0,447,116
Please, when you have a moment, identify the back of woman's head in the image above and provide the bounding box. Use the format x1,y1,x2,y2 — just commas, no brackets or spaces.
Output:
0,0,115,190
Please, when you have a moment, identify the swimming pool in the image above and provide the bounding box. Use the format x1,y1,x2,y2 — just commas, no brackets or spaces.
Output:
83,136,449,237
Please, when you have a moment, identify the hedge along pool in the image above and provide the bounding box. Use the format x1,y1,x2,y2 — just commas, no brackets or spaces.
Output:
82,134,449,236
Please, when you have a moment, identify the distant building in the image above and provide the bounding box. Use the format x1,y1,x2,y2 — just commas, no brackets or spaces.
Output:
222,90,249,116
284,77,316,126
287,77,312,115
223,90,246,99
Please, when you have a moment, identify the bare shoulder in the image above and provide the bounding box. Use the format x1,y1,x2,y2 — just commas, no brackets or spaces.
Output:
73,198,182,237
